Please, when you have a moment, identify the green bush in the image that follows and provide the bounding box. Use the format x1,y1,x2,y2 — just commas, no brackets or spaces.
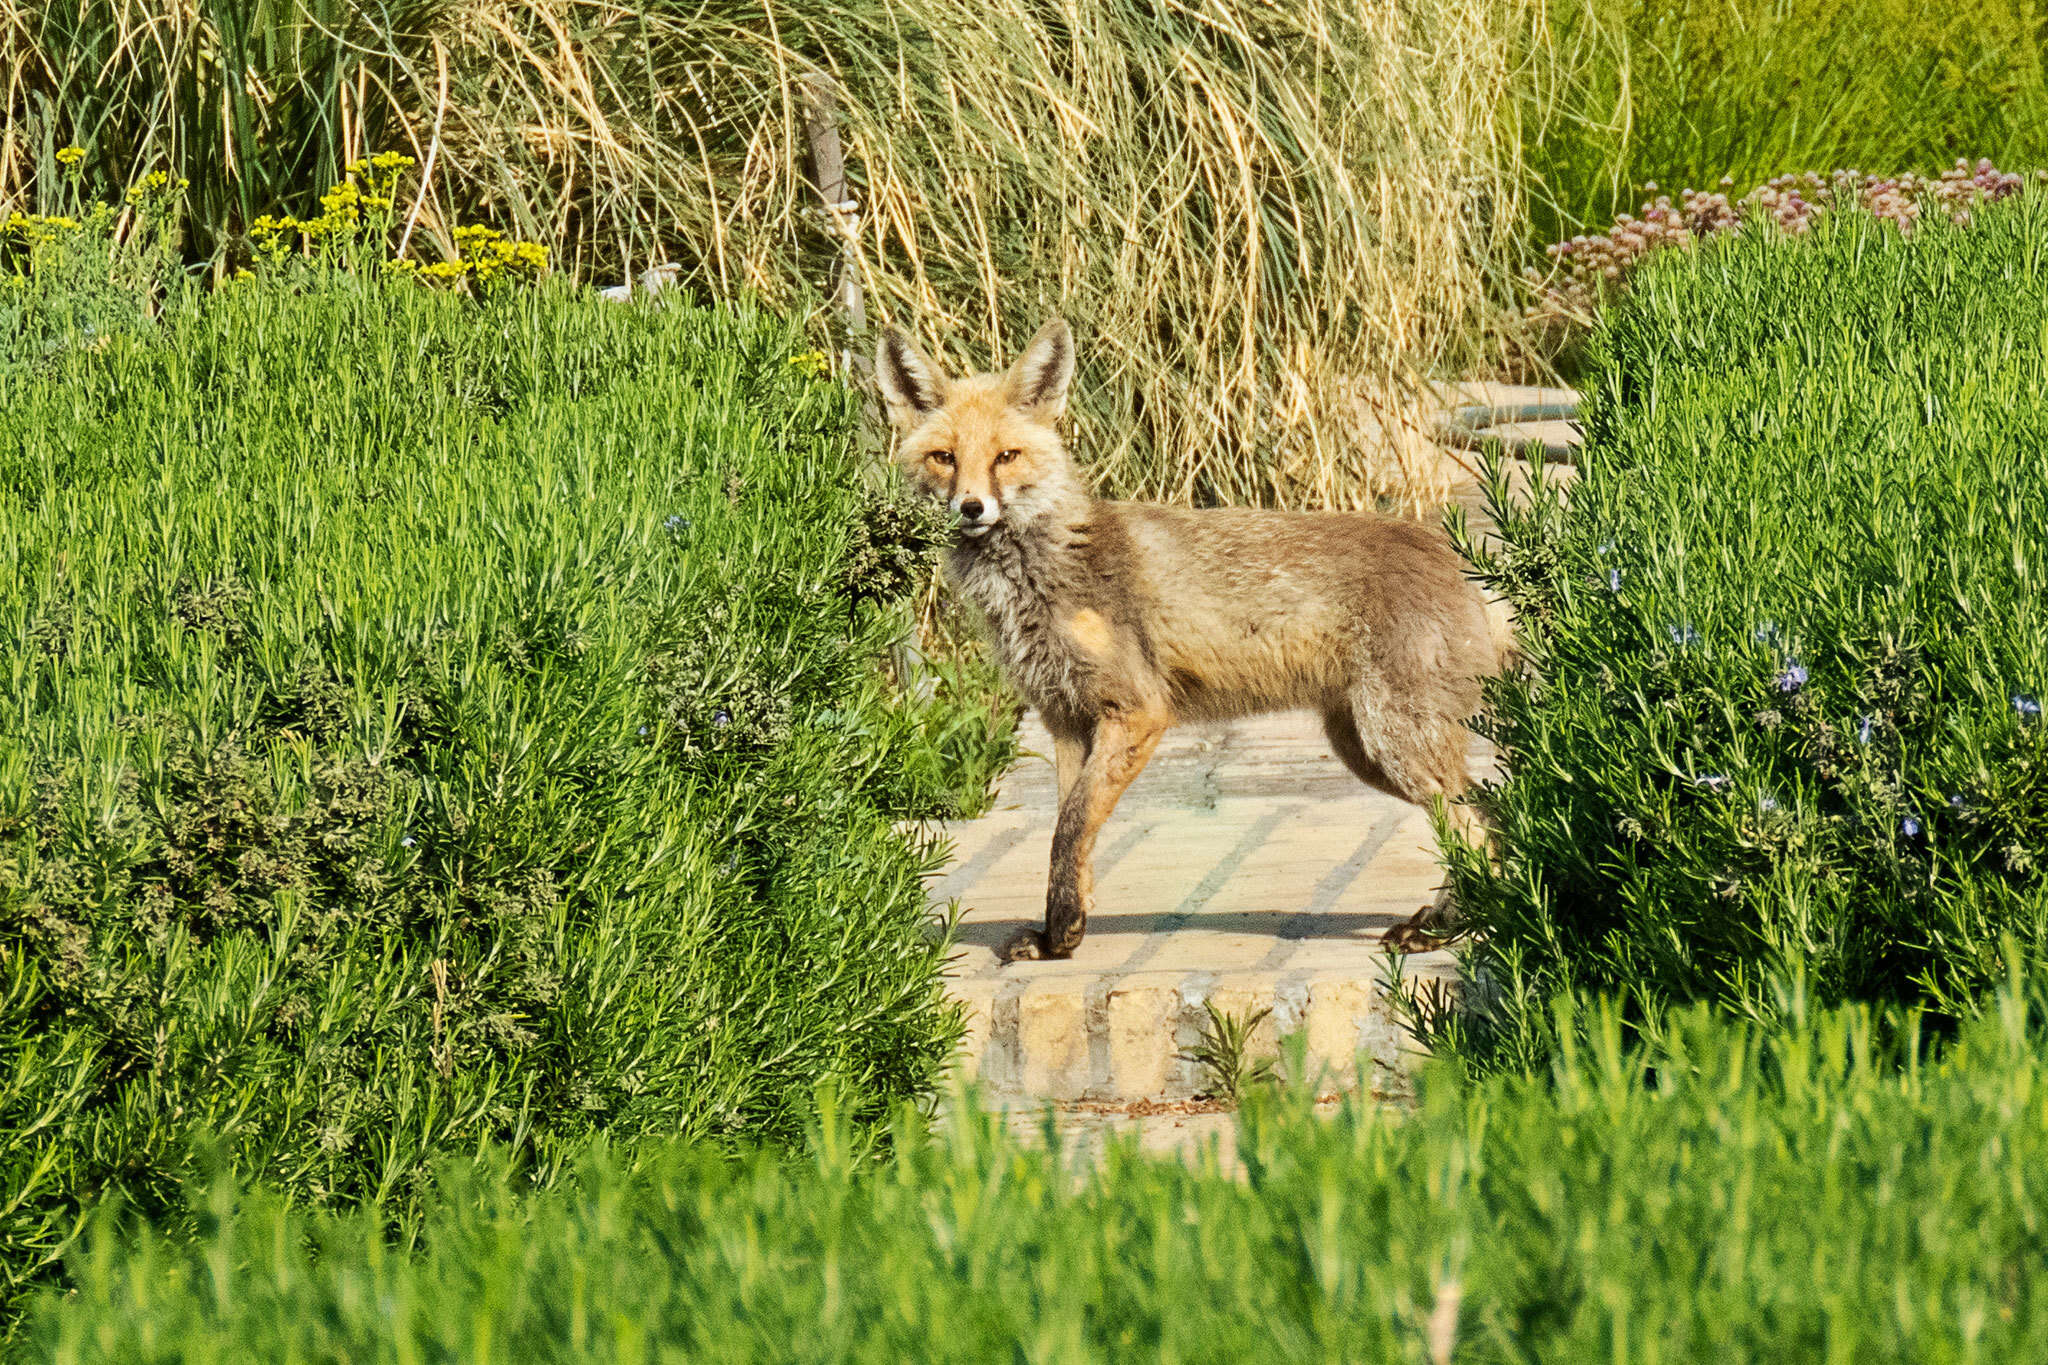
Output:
1440,191,2048,1072
27,979,2048,1361
0,267,1012,1312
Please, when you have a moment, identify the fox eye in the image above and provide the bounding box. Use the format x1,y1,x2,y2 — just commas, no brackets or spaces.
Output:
995,449,1020,466
928,450,955,467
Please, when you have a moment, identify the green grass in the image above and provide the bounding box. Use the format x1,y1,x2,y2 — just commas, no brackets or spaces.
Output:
0,248,1013,1315
26,977,2048,1361
1439,186,2048,1074
1520,0,2048,246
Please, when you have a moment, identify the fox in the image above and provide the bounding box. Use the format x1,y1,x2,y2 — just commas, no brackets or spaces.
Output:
875,317,1511,963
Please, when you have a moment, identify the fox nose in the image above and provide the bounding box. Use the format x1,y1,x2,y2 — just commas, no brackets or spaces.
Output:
958,498,985,522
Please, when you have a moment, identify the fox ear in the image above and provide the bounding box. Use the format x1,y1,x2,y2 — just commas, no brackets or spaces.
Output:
1005,317,1075,418
874,326,949,432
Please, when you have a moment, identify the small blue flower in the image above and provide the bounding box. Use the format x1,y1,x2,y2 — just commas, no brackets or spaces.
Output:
1855,715,1875,745
712,708,732,728
1596,538,1617,556
2015,694,2042,720
1775,662,1809,693
665,514,691,533
1751,621,1783,646
1758,795,1779,812
1948,793,1967,810
1666,622,1701,648
637,725,649,737
1899,815,1922,838
1605,568,1623,592
401,835,417,848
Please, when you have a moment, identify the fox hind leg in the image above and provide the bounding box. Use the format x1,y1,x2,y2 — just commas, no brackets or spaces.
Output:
1331,685,1484,953
1321,708,1397,799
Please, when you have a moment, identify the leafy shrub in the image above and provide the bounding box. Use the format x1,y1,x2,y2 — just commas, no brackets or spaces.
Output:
0,165,184,373
1438,189,2048,1072
29,979,2048,1361
0,265,1011,1312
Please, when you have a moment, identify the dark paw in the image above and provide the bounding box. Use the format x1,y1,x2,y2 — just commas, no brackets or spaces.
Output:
1038,888,1086,960
999,928,1050,963
1380,920,1451,954
1381,892,1462,954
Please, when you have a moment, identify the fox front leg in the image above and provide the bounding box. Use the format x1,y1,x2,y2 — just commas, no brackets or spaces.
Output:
1052,729,1087,805
1001,708,1168,962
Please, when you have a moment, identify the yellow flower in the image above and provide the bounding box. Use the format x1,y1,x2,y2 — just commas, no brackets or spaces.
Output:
370,151,416,172
452,224,504,251
55,145,85,166
250,213,305,254
125,170,176,205
2,211,84,246
789,350,829,375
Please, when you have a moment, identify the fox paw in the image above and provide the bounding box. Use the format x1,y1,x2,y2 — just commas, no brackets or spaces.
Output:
1380,889,1461,954
1380,920,1451,954
999,928,1050,963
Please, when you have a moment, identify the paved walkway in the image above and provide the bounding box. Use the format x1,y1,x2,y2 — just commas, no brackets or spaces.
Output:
926,383,1580,1115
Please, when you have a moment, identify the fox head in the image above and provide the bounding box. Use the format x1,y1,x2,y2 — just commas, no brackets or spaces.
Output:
874,318,1085,541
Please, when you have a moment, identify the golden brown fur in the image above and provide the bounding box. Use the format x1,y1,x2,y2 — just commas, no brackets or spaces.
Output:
877,318,1509,961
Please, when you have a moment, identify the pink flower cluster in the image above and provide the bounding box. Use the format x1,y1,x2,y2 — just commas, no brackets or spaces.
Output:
1525,158,2043,330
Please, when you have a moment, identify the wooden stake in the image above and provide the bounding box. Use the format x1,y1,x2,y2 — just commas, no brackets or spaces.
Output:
798,71,869,375
799,72,928,692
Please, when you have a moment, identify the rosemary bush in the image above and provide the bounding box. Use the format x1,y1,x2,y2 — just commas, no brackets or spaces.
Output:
1439,188,2048,1073
0,244,1010,1312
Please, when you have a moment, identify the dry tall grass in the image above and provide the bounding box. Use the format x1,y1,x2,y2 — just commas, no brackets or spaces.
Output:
4,0,1544,510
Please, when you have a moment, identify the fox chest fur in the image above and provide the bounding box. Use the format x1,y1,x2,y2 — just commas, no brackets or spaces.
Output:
947,516,1149,728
